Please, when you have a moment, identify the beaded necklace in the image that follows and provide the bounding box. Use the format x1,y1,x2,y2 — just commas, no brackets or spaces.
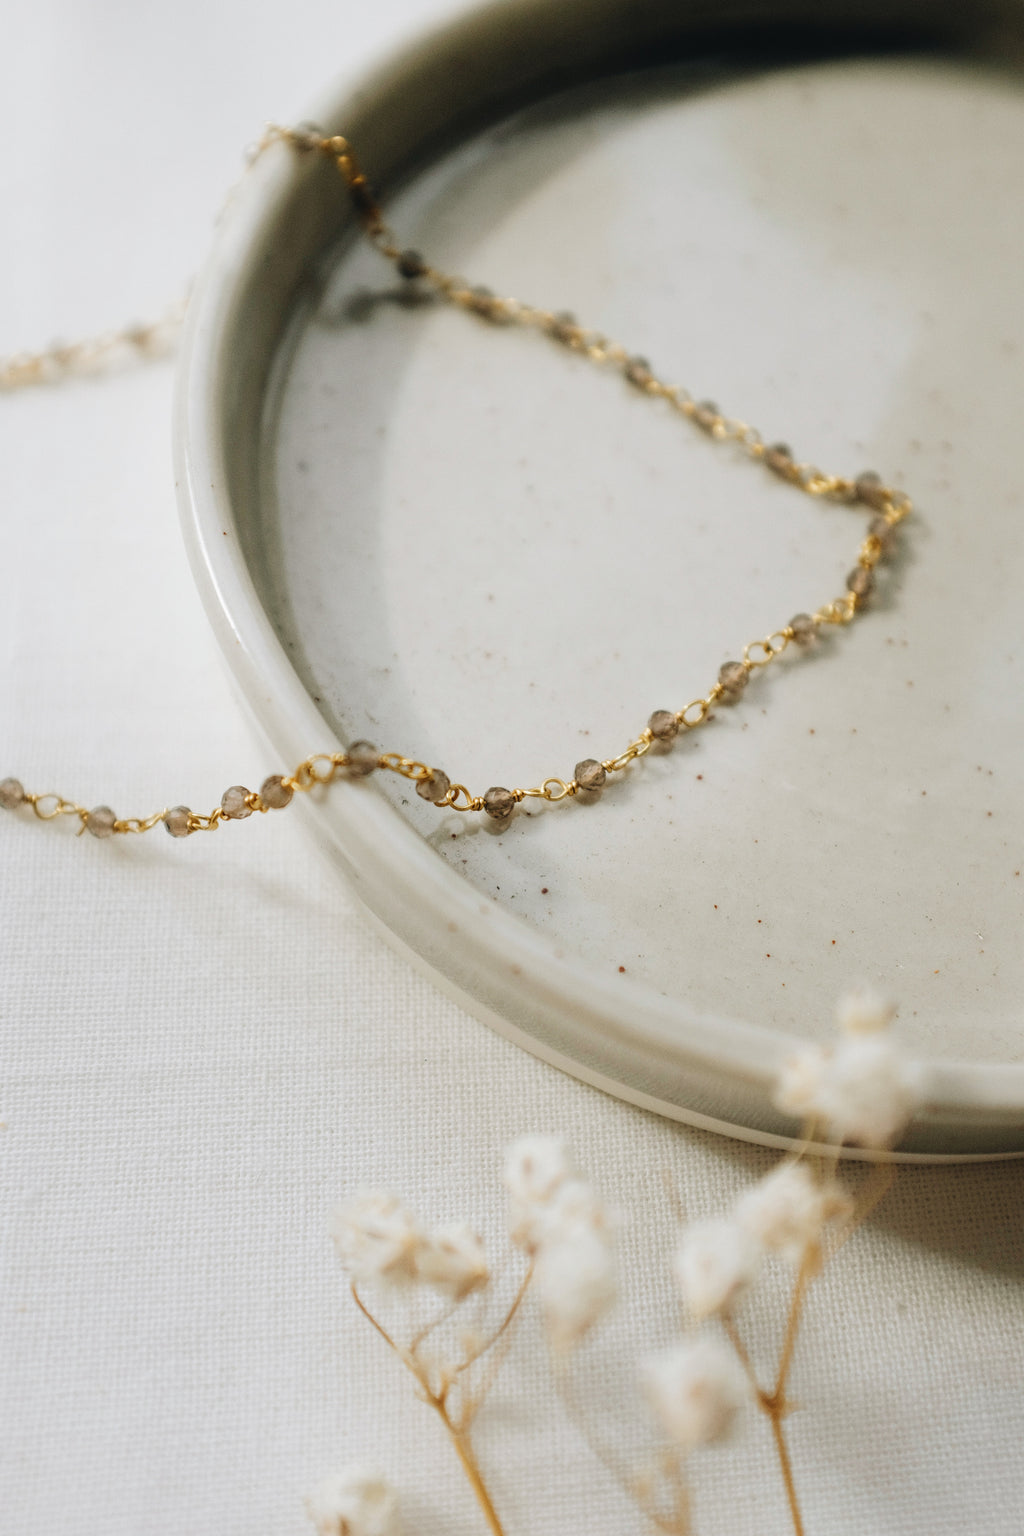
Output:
0,125,910,842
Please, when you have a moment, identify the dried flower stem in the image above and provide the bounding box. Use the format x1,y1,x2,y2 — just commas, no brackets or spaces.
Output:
766,1412,805,1536
720,1248,813,1536
433,1407,507,1536
350,1278,530,1535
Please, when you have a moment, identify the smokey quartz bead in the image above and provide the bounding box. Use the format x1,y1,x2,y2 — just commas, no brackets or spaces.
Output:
648,710,679,742
855,471,888,510
416,769,451,805
624,356,653,389
847,566,875,600
164,805,193,838
718,661,749,700
220,785,254,820
764,442,794,477
789,613,818,647
574,758,607,792
396,248,426,279
86,805,117,839
346,741,379,777
549,311,578,345
259,774,293,810
693,400,720,432
868,514,896,553
483,785,516,822
0,777,26,810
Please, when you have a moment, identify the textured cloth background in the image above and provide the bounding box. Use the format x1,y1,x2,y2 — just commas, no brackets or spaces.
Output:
2,5,1023,1534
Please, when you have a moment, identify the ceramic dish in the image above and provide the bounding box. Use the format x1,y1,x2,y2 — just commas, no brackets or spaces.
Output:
175,0,1024,1157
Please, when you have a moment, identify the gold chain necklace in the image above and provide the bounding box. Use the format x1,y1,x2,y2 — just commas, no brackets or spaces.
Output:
0,125,910,840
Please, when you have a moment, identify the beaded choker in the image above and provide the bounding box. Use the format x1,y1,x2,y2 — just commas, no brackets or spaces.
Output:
0,125,910,843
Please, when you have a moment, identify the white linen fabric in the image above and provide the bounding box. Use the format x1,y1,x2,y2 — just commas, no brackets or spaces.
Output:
2,5,1023,1535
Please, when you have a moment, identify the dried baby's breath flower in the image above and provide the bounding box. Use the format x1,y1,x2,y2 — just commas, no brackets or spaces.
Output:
304,1465,401,1536
504,1133,572,1204
330,1190,423,1288
823,1035,922,1148
774,1043,830,1122
735,1162,852,1265
643,1338,747,1448
534,1221,618,1351
835,985,896,1036
673,1217,762,1319
415,1221,490,1299
774,1012,922,1148
530,1176,615,1248
504,1134,573,1249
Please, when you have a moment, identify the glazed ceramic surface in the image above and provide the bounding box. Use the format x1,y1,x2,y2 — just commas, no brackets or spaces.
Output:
176,0,1024,1155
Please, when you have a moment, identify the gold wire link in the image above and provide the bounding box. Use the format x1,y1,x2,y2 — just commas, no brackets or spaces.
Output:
114,811,168,834
285,754,339,791
443,784,482,812
187,809,223,832
679,699,712,728
516,777,577,802
378,753,433,782
602,735,654,774
27,793,85,822
815,596,858,626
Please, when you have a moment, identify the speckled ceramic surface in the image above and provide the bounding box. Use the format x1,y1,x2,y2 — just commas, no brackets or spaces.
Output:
176,0,1024,1155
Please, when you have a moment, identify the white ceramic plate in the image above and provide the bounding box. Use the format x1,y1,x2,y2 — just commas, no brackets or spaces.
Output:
175,0,1024,1157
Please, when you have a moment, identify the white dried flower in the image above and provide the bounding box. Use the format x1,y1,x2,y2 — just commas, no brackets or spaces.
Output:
824,1035,921,1148
504,1134,572,1204
529,1176,614,1248
305,1465,401,1536
534,1224,618,1351
835,985,896,1036
504,1134,574,1251
330,1190,423,1288
673,1218,761,1319
774,1043,830,1122
415,1221,490,1299
643,1338,746,1448
773,1036,921,1149
735,1163,852,1264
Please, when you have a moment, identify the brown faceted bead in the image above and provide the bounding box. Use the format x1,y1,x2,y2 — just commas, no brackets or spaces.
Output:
718,660,749,700
221,785,254,820
0,777,26,811
575,758,607,792
855,471,888,510
467,285,503,321
396,248,426,279
346,741,379,777
693,400,720,432
847,566,875,601
483,785,516,822
348,178,377,219
765,442,794,477
549,311,578,345
789,613,818,647
86,805,117,839
624,356,653,389
648,710,680,742
868,514,896,553
416,769,451,805
164,805,193,838
259,774,293,810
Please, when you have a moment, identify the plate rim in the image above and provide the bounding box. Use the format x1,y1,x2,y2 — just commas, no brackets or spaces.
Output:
173,0,1024,1157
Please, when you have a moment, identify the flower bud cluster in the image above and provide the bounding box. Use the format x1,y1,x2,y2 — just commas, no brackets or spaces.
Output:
504,1135,617,1351
305,1465,401,1536
330,1189,489,1300
773,987,922,1148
